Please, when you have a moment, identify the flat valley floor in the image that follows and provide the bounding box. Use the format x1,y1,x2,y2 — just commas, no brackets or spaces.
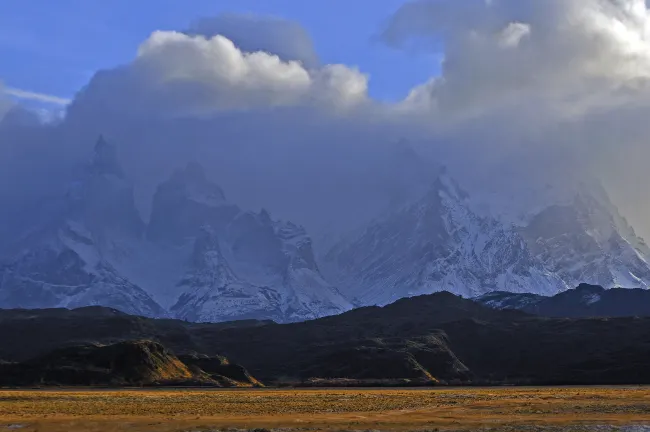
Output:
0,387,649,431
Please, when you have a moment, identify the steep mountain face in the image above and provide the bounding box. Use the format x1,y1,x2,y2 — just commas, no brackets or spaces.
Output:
325,172,650,305
325,174,564,305
164,181,351,322
140,152,352,322
146,162,240,244
0,137,164,317
520,188,650,288
2,135,649,322
476,283,650,318
0,137,349,323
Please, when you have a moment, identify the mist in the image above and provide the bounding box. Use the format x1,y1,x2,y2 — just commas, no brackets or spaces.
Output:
2,0,650,244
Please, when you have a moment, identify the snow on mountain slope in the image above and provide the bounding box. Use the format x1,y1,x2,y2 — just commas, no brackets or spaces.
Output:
150,164,352,322
0,137,165,317
3,135,649,320
521,186,650,289
0,138,350,322
170,226,284,322
326,170,650,305
324,174,565,306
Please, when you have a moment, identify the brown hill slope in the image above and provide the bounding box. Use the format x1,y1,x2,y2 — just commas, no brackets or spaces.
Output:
0,340,261,387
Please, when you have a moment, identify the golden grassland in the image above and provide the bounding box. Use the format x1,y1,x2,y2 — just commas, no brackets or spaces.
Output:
0,387,649,431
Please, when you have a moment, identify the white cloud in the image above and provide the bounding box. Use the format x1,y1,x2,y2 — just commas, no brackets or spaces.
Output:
383,0,650,236
498,22,531,48
3,86,70,105
69,31,368,117
386,0,650,118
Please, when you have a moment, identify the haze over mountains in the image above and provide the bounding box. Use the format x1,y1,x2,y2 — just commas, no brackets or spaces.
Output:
0,137,351,322
0,134,648,322
3,1,650,321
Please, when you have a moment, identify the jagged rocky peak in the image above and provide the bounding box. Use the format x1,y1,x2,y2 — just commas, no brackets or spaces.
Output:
520,182,650,289
227,208,318,274
228,210,288,273
170,161,227,205
174,226,238,303
276,220,319,272
92,134,124,178
381,139,439,209
147,162,239,244
0,134,161,317
326,169,566,305
189,226,233,276
66,135,143,237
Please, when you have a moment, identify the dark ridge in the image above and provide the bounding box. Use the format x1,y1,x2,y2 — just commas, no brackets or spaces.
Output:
1,290,650,386
476,283,650,318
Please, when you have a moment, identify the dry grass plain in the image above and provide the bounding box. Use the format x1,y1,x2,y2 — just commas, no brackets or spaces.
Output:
0,387,649,431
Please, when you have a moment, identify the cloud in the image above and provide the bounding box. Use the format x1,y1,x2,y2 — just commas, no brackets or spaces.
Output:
68,30,368,118
385,0,650,118
187,13,320,68
5,3,650,243
384,0,650,235
3,86,70,105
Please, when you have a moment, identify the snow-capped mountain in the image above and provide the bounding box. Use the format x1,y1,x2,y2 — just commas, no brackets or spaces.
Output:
0,137,351,322
324,171,650,306
156,166,351,323
324,173,565,305
2,136,649,320
520,185,650,288
0,136,164,317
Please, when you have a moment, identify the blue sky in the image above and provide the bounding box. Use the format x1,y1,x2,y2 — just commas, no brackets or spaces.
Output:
0,0,441,107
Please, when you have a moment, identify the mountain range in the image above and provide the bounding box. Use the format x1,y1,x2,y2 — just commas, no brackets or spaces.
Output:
2,292,650,386
0,136,350,322
476,283,650,318
0,136,649,321
324,170,650,305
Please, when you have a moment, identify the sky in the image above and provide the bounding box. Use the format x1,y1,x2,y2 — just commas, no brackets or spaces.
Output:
0,0,440,106
1,0,650,242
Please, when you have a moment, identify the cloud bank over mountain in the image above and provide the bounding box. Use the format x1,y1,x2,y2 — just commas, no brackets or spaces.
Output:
2,3,650,240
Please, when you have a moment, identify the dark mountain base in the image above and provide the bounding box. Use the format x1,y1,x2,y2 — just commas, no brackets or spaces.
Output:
476,283,650,318
1,291,650,386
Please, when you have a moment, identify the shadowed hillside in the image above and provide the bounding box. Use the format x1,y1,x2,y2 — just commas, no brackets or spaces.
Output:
1,291,650,385
476,283,650,318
